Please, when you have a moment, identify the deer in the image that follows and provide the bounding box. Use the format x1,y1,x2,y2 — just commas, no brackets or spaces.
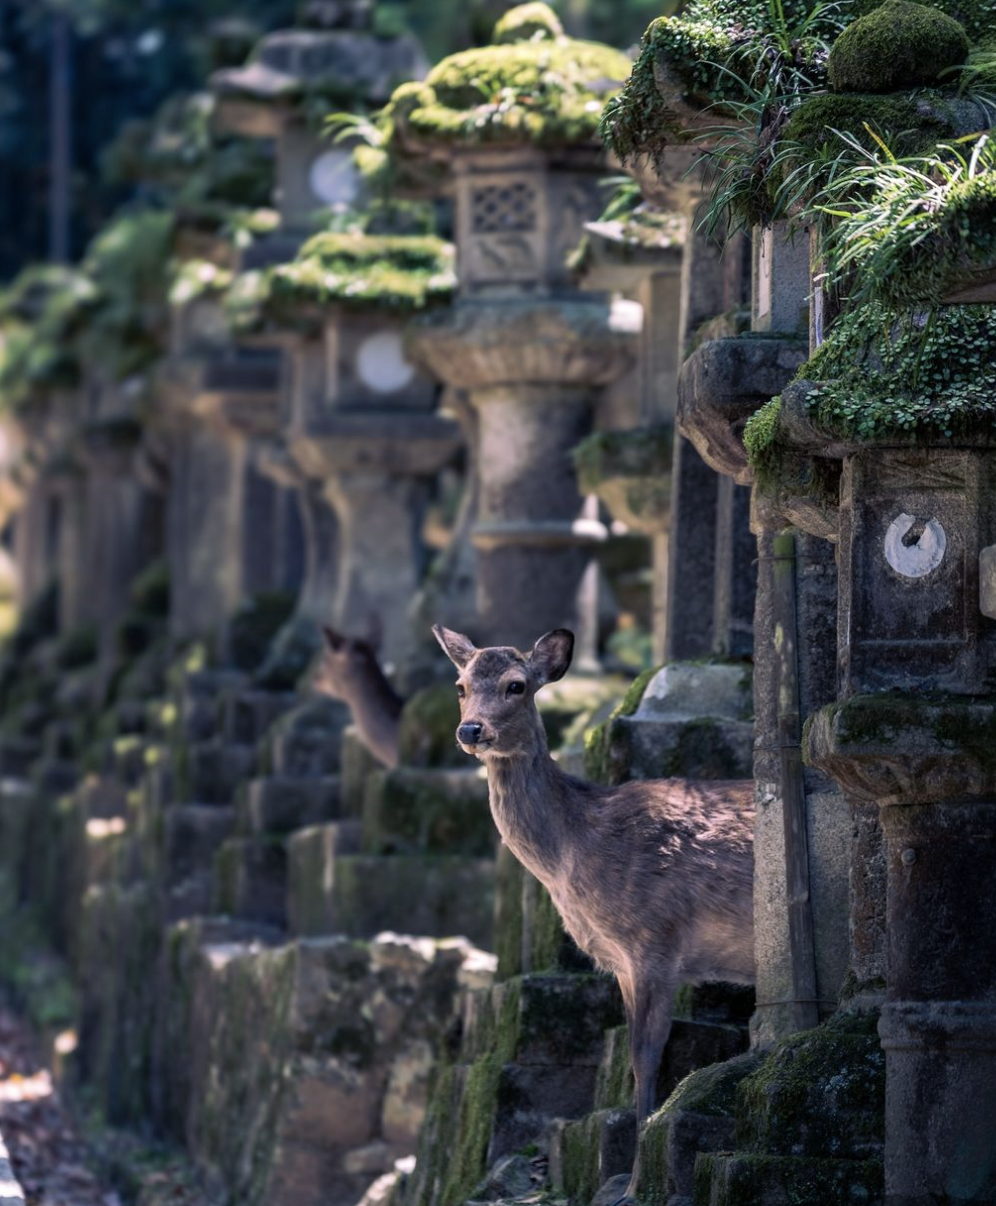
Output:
314,626,404,768
432,623,755,1204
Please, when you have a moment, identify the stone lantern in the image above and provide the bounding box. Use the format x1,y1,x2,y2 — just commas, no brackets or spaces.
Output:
211,2,427,242
157,251,299,646
240,229,461,671
571,206,684,663
392,3,638,649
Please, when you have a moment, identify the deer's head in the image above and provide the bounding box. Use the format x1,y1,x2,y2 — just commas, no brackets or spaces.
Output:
432,625,574,759
315,626,381,699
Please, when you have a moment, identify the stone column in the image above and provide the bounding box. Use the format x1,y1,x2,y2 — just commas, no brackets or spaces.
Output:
413,298,634,650
807,441,996,1203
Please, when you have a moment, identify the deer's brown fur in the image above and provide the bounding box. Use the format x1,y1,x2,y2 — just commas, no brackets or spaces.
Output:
433,624,755,1201
315,627,403,768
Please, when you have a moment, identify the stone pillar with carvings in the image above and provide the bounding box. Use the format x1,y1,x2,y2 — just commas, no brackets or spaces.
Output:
391,5,638,648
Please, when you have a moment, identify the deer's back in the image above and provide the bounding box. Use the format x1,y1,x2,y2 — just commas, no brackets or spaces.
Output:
542,775,755,984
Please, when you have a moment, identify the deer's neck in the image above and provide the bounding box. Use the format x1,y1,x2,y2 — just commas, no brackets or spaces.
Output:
485,730,580,881
343,671,404,768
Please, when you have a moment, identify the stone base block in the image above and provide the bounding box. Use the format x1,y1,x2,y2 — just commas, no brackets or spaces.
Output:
220,688,297,746
694,1153,884,1206
549,1108,636,1201
165,805,236,888
614,715,753,782
182,740,255,805
636,1052,762,1205
324,855,495,949
242,774,341,835
214,836,288,929
0,737,41,778
341,726,385,815
361,767,493,855
463,974,624,1067
263,698,349,779
286,821,362,937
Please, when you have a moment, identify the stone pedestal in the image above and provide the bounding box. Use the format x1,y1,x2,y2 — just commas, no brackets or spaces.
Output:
805,442,996,1204
157,345,301,645
413,298,635,648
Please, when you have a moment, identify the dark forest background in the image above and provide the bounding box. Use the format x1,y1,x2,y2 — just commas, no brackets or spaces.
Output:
0,0,665,279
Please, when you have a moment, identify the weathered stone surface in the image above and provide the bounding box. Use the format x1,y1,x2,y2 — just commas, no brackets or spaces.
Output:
220,687,297,746
396,683,464,769
330,855,495,949
695,1152,884,1206
179,739,255,805
549,1109,636,1202
677,336,807,484
636,1051,763,1206
263,697,349,779
286,820,362,937
0,1131,25,1206
341,726,384,816
242,774,341,834
361,767,493,856
214,836,289,929
806,693,996,806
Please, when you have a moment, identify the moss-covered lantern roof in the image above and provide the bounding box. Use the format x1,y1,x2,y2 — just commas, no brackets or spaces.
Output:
381,2,632,156
600,0,995,162
225,228,455,334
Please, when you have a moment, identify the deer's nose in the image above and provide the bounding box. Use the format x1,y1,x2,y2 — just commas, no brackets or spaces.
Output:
458,721,484,746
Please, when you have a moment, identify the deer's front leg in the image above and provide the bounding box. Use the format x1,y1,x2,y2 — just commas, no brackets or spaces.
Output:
613,975,674,1205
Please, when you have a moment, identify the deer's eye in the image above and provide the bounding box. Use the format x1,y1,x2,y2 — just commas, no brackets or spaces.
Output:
507,681,526,696
456,684,466,699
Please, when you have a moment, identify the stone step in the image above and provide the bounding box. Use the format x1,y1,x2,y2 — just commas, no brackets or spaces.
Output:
635,1050,763,1206
596,1016,750,1112
165,806,237,885
214,836,288,929
695,1153,884,1206
733,1012,884,1162
179,740,255,805
33,758,80,796
462,973,625,1068
287,849,495,948
361,766,493,856
341,727,385,815
548,1108,635,1202
219,687,297,747
0,736,41,778
241,774,341,835
262,697,350,779
287,821,362,937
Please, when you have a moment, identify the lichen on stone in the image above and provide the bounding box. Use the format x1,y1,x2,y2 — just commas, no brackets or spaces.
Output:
493,2,564,44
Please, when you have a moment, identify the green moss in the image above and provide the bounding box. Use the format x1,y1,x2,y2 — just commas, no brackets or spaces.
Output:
696,1151,884,1206
396,682,464,768
744,394,842,510
827,0,969,93
440,1051,503,1203
0,266,92,409
55,625,98,671
228,232,455,333
493,2,564,43
798,302,996,441
781,89,960,163
386,33,632,151
735,1012,884,1158
129,559,170,618
572,426,673,494
583,666,657,784
361,766,493,855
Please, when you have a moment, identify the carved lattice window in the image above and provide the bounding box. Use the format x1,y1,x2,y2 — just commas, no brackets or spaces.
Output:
471,182,538,234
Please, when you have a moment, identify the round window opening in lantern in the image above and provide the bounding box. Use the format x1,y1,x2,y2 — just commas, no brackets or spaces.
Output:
356,330,416,394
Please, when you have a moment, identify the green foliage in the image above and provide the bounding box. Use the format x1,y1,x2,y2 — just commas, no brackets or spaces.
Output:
743,396,784,486
385,32,632,150
0,267,94,409
493,2,565,43
226,230,455,332
826,0,970,93
816,132,996,312
801,302,996,440
599,0,842,161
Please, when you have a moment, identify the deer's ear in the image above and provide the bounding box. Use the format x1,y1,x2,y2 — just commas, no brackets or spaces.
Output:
529,629,574,685
322,626,345,651
432,624,477,669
